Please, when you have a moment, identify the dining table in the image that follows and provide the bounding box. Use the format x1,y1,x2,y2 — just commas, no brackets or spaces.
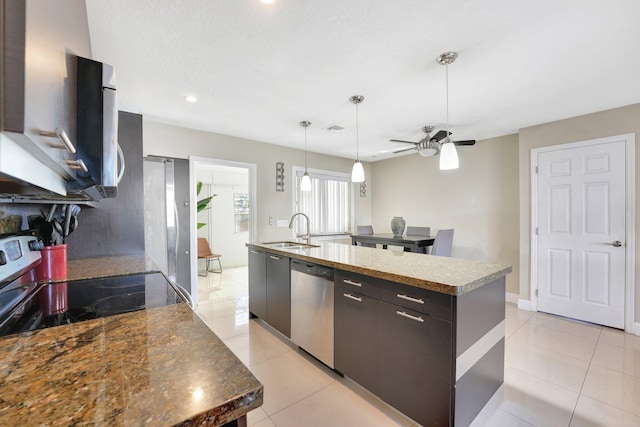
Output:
350,233,435,253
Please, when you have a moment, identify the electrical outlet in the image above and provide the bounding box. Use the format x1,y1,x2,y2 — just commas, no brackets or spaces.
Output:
269,216,273,225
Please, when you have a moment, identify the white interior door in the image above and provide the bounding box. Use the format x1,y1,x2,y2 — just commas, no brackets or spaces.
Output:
536,139,626,328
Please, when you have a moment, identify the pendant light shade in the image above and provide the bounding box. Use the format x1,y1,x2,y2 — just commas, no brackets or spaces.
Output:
299,121,312,191
349,95,365,183
439,138,459,170
437,52,459,171
351,161,365,182
300,172,311,191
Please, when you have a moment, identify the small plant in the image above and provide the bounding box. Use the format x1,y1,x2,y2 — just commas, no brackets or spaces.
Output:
197,181,216,230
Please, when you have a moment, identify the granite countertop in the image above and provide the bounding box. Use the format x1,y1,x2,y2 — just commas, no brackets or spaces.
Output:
0,303,263,426
2,254,263,426
247,241,511,295
65,253,159,281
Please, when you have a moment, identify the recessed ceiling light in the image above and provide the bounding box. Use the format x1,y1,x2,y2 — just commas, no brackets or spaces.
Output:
185,95,198,103
260,0,275,4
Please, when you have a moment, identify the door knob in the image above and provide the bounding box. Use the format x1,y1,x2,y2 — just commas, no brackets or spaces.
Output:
610,240,623,247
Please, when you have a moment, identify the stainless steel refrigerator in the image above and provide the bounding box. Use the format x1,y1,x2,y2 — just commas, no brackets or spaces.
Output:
143,157,192,299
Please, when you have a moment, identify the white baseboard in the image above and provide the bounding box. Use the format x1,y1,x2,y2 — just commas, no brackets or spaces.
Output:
505,293,519,304
517,299,532,311
631,322,640,336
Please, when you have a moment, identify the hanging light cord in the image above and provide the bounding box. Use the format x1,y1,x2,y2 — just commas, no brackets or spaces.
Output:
445,62,450,143
304,125,308,170
355,102,360,161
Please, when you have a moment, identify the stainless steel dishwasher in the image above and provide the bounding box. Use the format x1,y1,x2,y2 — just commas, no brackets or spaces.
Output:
290,259,335,368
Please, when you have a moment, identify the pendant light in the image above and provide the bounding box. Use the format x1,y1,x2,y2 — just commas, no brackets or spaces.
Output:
299,121,312,192
437,52,459,170
349,95,365,182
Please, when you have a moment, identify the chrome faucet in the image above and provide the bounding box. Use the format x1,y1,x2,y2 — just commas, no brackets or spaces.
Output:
289,212,311,244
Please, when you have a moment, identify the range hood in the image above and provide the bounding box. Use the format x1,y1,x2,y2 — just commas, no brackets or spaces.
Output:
0,57,122,203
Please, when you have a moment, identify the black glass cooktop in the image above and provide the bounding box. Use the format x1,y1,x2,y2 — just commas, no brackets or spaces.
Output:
0,272,184,336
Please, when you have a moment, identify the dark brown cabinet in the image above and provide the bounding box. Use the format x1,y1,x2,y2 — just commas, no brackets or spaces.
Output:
265,253,291,337
334,287,380,394
248,249,267,319
378,301,453,427
334,269,454,427
248,249,290,337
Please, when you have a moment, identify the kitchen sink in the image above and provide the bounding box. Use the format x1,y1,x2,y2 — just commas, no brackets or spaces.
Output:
263,241,320,250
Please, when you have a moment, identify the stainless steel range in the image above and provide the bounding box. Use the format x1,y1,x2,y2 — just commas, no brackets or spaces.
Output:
0,232,185,337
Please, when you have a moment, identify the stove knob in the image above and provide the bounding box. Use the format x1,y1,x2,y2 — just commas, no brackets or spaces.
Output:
28,240,44,251
0,251,6,266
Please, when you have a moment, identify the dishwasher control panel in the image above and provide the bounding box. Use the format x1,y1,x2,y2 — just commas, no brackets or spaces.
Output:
290,259,334,280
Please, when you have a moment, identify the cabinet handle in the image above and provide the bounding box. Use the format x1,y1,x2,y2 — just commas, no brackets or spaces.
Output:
343,293,362,302
343,279,362,287
41,128,76,153
396,293,424,304
269,255,281,260
396,310,424,323
250,250,259,254
64,159,89,173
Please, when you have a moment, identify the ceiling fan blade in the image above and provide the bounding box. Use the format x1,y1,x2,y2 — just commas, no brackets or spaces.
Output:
453,140,476,146
390,139,418,144
393,147,417,154
431,130,451,142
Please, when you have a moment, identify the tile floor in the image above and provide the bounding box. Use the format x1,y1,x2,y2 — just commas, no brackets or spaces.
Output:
195,267,640,427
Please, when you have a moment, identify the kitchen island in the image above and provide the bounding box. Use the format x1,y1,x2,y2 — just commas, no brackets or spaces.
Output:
247,241,511,427
0,255,263,426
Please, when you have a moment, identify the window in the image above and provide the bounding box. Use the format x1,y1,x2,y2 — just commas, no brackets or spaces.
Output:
233,193,249,233
293,168,352,235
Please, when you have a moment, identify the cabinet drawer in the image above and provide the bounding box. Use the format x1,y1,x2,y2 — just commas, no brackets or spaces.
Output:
381,282,452,321
334,270,382,299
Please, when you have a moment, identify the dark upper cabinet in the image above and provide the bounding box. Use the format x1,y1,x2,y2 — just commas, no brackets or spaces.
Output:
1,0,91,193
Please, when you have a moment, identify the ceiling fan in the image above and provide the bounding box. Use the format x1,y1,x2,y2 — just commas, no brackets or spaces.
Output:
390,125,475,157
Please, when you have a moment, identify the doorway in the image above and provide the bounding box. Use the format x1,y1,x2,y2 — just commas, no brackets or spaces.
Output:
189,156,257,307
530,134,635,330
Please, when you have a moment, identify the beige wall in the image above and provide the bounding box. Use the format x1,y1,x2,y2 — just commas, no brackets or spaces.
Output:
143,120,372,243
371,134,520,294
518,103,640,322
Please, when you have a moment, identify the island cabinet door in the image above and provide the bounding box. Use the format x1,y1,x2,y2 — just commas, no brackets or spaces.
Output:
378,301,453,427
248,249,267,319
266,254,291,337
334,289,380,395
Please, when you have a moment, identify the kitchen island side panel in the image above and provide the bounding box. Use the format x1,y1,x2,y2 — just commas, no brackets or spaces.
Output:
453,277,505,427
455,276,505,356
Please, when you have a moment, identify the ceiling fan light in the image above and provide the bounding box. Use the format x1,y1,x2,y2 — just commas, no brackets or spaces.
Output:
439,142,459,170
351,160,365,182
300,172,312,191
418,148,438,157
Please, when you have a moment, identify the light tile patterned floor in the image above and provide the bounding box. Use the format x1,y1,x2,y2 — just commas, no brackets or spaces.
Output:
196,267,640,427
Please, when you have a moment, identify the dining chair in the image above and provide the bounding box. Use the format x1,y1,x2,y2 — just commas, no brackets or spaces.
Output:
356,225,376,248
406,226,430,236
406,226,431,253
430,229,454,257
197,237,222,276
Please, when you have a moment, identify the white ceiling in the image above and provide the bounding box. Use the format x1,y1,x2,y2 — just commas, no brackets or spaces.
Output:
86,0,640,162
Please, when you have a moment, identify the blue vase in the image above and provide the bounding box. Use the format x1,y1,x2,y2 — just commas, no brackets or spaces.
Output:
391,217,406,237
